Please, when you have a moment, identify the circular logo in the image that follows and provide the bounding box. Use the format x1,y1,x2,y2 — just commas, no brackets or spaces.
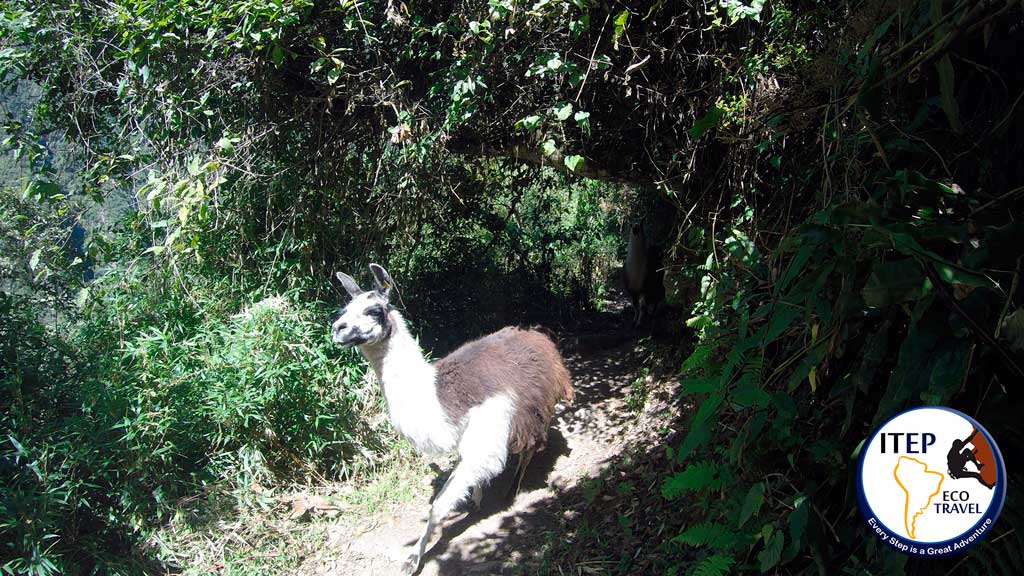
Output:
857,406,1006,557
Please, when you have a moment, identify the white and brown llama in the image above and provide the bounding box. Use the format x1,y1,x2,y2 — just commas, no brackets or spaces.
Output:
331,264,573,574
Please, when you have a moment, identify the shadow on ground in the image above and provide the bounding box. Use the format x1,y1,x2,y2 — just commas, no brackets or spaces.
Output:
427,441,685,576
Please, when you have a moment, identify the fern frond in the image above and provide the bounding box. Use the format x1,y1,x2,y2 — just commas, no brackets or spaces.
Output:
731,357,769,409
673,522,736,549
681,342,716,373
662,461,720,500
737,357,763,388
685,315,714,331
691,553,734,576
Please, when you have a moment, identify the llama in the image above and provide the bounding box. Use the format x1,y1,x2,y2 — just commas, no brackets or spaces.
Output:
623,221,665,328
331,264,573,574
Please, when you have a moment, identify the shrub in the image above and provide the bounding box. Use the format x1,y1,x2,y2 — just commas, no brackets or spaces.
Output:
2,261,378,573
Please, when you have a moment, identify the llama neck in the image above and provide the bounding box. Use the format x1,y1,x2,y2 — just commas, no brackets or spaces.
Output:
359,311,431,382
359,311,457,454
625,229,648,291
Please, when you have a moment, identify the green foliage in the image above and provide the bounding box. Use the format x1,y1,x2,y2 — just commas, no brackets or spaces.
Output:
688,107,725,139
0,2,627,568
2,0,1024,574
737,482,764,528
756,525,783,571
670,183,1022,571
0,130,385,571
1,295,76,576
626,367,650,413
2,263,376,573
713,1,767,26
660,2,1024,574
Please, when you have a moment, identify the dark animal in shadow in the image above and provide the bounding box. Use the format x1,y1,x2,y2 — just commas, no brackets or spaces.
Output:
622,221,665,328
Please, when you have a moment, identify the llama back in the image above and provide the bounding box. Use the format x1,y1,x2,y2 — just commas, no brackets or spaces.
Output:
433,326,573,453
506,328,572,453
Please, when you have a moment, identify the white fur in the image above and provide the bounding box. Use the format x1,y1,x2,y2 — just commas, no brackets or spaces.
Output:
455,394,513,490
357,309,458,455
406,394,513,573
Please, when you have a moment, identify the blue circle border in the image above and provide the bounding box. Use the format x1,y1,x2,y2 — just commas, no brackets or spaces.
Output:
856,405,1007,557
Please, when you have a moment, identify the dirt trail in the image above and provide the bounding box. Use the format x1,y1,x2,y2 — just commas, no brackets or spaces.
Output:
303,330,654,576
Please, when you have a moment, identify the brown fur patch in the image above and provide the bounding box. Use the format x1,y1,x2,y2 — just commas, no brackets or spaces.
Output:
433,327,573,455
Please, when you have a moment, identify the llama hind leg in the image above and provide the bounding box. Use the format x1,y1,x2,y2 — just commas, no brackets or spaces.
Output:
506,447,535,499
630,293,640,328
403,397,512,575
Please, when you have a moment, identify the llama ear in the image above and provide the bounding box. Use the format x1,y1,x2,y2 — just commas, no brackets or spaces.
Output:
368,263,394,298
335,272,364,298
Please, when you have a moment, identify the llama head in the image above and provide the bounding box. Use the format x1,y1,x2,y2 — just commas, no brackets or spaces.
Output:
629,220,644,239
331,263,396,348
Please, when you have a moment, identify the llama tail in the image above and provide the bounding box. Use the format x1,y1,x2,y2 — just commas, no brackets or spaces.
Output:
550,340,574,406
531,324,574,406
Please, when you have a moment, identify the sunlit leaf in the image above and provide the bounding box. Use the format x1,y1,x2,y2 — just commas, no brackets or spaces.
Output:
689,107,725,139
76,287,90,308
612,10,629,47
564,154,584,172
515,115,542,131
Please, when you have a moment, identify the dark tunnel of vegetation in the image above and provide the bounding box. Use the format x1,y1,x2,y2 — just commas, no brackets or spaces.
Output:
2,1,1024,574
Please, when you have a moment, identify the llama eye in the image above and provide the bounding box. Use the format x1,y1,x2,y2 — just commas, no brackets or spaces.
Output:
364,306,384,319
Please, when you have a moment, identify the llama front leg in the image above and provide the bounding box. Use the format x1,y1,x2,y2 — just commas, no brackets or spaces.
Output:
404,399,511,574
403,461,491,575
405,512,436,575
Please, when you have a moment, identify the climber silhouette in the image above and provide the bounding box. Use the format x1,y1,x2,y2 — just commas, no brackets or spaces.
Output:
946,430,993,489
